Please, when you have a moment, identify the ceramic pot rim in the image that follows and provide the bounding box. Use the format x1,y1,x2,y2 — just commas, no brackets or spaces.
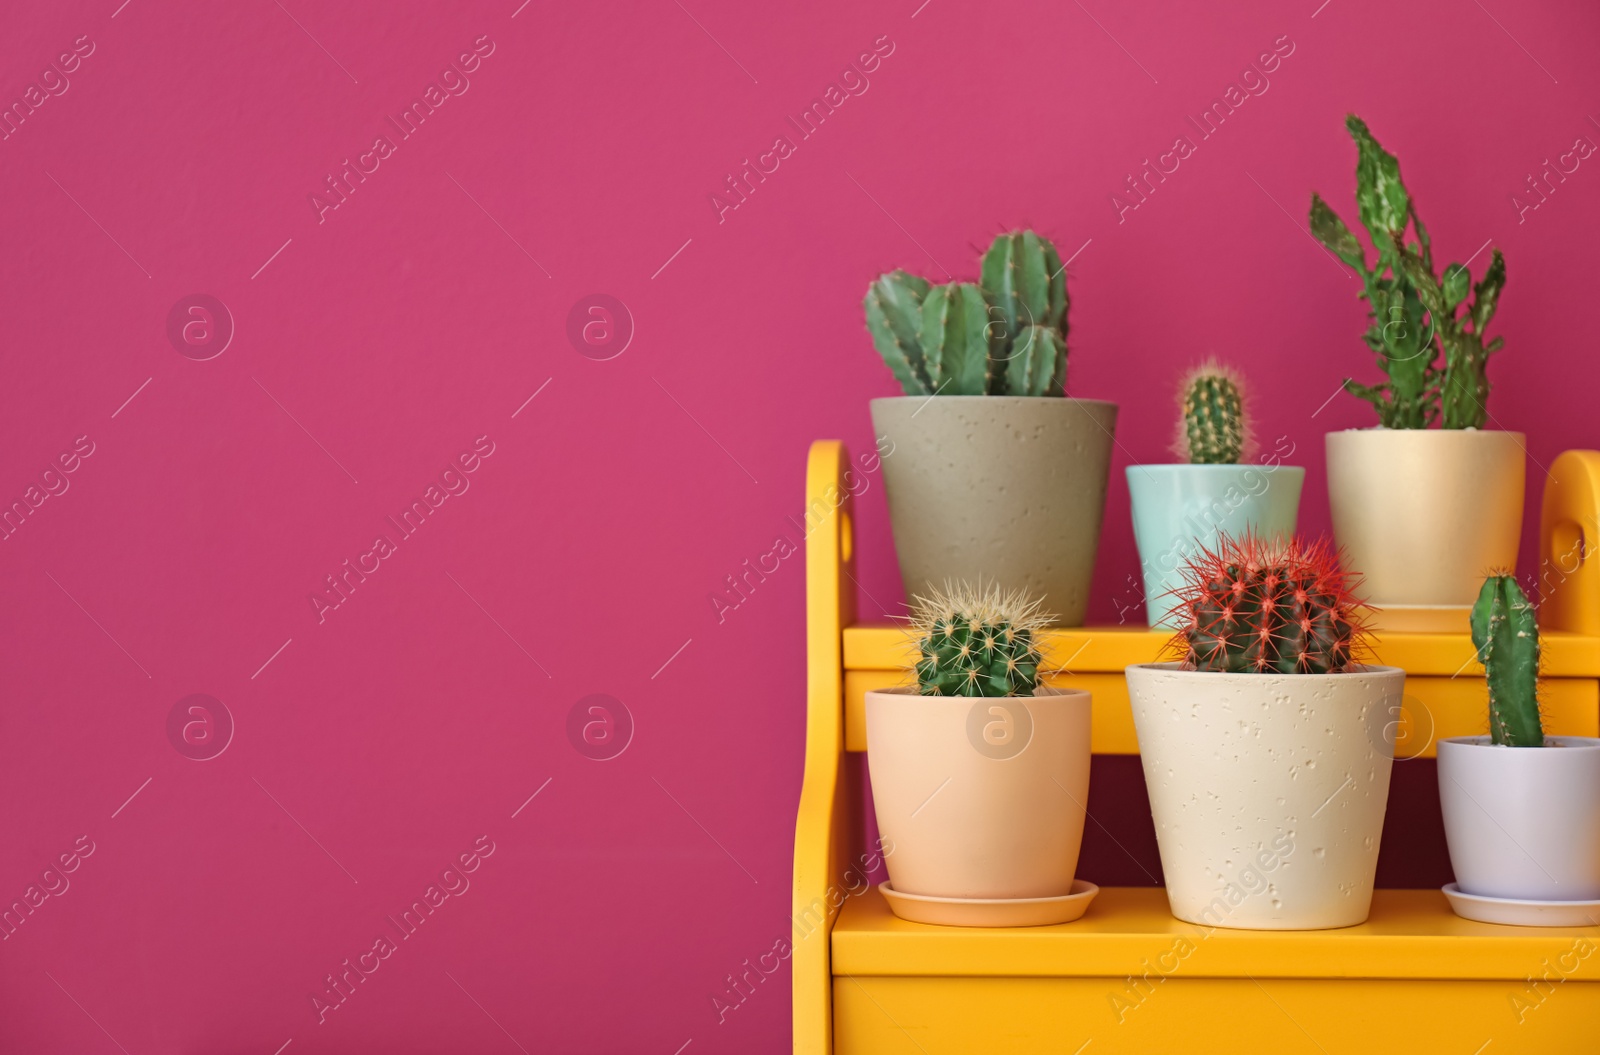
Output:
1127,660,1405,680
866,685,1091,702
870,395,1118,410
1125,463,1304,474
1439,735,1600,752
1325,427,1526,440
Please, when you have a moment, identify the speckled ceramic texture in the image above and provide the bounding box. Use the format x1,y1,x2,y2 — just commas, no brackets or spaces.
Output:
1126,662,1405,930
870,397,1118,626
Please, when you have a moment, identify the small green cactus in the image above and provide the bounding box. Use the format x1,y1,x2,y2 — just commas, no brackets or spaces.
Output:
1470,575,1544,747
1309,115,1507,429
910,582,1052,697
864,229,1070,397
1177,364,1247,464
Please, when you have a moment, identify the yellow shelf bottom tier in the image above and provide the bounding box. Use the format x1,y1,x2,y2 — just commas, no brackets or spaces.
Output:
834,886,1600,980
832,888,1600,1054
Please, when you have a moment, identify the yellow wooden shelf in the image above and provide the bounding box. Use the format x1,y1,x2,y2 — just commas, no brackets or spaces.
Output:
834,886,1600,980
794,442,1600,1054
843,622,1600,678
840,623,1600,756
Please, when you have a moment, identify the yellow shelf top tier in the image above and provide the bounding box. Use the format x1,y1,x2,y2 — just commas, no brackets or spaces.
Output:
843,622,1600,678
833,886,1600,981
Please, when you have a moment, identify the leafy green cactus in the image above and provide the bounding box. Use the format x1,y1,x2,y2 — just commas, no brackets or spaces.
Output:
1178,364,1247,464
1309,115,1507,429
863,229,1070,397
910,582,1051,697
1470,575,1544,747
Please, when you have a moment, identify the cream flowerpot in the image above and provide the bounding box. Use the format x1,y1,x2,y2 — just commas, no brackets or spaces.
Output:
1325,429,1525,620
865,687,1091,900
1126,663,1404,930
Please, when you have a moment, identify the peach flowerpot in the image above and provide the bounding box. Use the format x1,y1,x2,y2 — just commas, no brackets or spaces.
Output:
1127,662,1404,930
864,686,1091,900
1325,429,1524,624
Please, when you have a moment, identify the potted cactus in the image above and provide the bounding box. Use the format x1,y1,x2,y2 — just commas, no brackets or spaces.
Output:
1438,575,1600,925
865,230,1117,625
1125,534,1405,930
1310,115,1523,630
865,583,1096,927
1126,363,1304,627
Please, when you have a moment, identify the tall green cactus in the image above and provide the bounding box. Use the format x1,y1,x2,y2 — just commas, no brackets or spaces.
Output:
863,229,1070,397
1470,575,1544,747
1309,115,1507,429
1179,365,1246,464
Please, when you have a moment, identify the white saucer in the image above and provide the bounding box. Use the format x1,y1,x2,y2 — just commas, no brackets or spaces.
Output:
880,879,1098,927
1442,883,1600,927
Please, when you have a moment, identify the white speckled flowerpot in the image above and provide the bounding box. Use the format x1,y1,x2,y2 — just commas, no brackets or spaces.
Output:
870,397,1118,625
1126,662,1405,930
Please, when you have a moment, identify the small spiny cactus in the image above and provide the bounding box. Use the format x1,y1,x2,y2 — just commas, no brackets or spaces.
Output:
1177,363,1248,464
1470,574,1544,747
1173,533,1365,674
909,583,1052,697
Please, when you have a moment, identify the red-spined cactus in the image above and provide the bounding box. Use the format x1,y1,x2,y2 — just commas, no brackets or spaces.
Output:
1171,533,1366,674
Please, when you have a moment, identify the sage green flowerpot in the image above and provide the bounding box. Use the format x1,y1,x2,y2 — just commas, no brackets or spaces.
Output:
869,396,1118,625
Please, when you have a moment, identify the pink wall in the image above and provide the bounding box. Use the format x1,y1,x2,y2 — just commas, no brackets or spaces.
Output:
2,0,1597,1050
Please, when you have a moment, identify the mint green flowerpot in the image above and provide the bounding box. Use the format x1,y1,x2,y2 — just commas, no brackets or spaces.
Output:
1126,464,1305,628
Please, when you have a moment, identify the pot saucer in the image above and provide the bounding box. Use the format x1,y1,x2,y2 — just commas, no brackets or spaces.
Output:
1442,883,1600,927
879,880,1098,927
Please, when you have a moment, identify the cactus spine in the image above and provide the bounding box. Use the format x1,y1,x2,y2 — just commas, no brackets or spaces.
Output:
1470,575,1544,747
864,229,1070,396
1309,115,1507,429
1178,364,1247,464
910,582,1051,697
1175,534,1363,674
